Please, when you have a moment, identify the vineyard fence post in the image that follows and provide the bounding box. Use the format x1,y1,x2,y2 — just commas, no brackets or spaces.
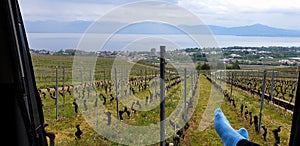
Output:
270,70,275,103
258,70,267,134
184,68,187,122
160,46,166,146
230,72,234,100
114,68,119,120
62,67,65,118
55,66,59,121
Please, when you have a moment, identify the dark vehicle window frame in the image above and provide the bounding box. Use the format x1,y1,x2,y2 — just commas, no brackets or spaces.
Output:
1,0,47,145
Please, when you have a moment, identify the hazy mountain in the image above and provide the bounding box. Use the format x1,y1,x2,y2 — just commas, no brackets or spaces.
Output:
24,21,300,37
24,20,91,33
206,24,300,37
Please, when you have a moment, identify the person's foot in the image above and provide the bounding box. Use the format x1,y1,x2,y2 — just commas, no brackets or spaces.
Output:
214,108,249,146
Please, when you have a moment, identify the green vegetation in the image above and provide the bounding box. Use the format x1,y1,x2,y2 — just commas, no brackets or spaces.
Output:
196,62,211,71
32,55,294,146
226,60,241,69
184,46,300,67
31,55,159,89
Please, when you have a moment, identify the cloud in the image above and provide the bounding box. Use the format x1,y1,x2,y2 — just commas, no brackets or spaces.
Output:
177,0,300,30
19,0,116,21
95,2,203,25
52,0,178,5
19,0,179,22
18,0,300,30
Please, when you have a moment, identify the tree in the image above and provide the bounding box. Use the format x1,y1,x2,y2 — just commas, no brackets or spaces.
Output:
196,62,202,71
232,60,240,69
201,62,210,70
65,49,76,55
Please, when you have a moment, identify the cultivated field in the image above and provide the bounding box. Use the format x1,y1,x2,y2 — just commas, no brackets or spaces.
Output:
31,55,296,146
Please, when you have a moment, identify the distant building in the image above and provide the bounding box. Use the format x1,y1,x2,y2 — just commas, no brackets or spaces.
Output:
150,48,156,57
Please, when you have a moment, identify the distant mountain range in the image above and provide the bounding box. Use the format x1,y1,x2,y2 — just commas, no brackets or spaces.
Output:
24,21,300,37
207,24,300,37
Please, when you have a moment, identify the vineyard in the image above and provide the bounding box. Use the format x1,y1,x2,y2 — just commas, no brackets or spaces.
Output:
31,55,297,146
212,69,298,113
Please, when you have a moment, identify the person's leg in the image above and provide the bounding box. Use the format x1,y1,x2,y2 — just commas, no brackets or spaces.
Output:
237,139,260,146
214,108,253,146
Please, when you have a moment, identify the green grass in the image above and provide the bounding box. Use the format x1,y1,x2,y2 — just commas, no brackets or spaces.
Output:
227,85,292,145
32,55,160,89
205,76,292,145
42,75,292,145
33,55,294,145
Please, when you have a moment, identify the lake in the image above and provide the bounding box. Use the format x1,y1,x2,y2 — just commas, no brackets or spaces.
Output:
26,33,300,52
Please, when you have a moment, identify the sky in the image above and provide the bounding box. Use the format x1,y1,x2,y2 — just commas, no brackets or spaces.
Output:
19,0,300,30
